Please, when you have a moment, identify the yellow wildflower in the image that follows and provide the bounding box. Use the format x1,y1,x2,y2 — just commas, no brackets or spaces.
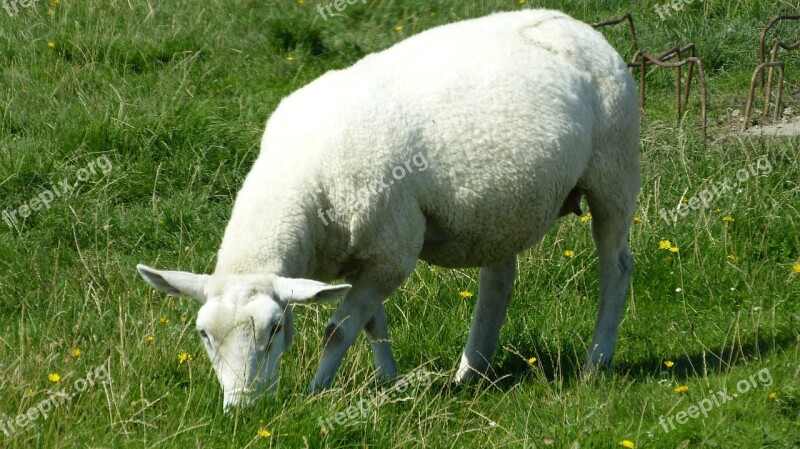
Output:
580,212,591,223
633,215,640,223
668,245,679,253
178,352,193,364
180,316,187,324
619,440,635,449
563,250,575,258
159,317,169,325
459,291,474,298
48,373,61,383
727,255,738,261
722,215,734,222
793,263,800,273
48,42,55,49
659,240,671,250
395,25,404,32
258,428,271,437
144,335,154,344
71,348,82,358
768,392,777,400
674,385,689,393
518,0,526,5
527,357,537,364
664,360,674,368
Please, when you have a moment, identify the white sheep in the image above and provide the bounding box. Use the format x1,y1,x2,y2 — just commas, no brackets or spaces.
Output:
137,8,640,410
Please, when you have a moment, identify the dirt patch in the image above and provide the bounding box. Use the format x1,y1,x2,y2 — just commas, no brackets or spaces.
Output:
741,112,800,138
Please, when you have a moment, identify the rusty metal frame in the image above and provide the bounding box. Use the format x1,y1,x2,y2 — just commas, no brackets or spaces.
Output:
591,13,639,54
593,13,708,138
744,15,800,130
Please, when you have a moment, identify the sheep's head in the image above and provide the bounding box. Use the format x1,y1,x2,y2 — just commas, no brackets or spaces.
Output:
135,265,350,411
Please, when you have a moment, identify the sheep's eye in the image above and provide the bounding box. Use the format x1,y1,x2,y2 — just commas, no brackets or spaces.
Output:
199,329,208,339
271,323,282,336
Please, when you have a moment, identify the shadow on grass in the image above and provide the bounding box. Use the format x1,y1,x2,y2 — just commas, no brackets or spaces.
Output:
450,329,799,392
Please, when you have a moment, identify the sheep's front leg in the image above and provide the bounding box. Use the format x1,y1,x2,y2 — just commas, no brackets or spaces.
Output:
455,256,517,382
310,283,396,392
364,303,398,381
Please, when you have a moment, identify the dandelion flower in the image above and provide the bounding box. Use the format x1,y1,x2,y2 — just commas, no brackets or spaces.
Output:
180,316,187,324
459,290,474,298
430,11,436,17
287,55,295,61
159,317,169,325
527,357,537,364
668,245,679,253
664,360,674,368
659,240,671,250
71,348,82,358
580,212,591,223
48,373,61,383
320,427,328,436
793,263,800,273
619,440,635,449
722,215,734,222
178,352,193,364
714,208,721,213
27,389,35,397
258,428,271,437
296,0,305,4
633,215,641,223
144,335,154,344
48,42,55,49
518,0,526,5
394,25,404,32
727,255,738,261
674,385,689,393
563,250,574,258
768,392,777,400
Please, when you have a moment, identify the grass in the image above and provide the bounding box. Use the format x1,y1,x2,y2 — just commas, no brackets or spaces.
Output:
1,0,799,447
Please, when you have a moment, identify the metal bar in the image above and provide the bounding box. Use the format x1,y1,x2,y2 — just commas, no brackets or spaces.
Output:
758,15,800,90
743,61,785,131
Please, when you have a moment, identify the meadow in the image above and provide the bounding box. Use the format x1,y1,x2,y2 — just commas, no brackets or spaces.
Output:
0,0,798,447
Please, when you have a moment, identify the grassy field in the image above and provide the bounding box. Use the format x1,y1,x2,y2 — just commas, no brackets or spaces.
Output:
1,0,799,447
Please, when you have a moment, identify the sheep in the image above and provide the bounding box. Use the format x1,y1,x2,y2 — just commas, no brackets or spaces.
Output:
137,8,640,410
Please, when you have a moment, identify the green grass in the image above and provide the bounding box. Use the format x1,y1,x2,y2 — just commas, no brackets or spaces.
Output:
1,0,799,447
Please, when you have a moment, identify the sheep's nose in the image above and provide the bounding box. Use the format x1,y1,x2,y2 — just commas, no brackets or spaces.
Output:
223,388,255,411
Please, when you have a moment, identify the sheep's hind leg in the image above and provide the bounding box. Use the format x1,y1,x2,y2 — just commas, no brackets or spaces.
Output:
582,189,636,373
455,256,517,382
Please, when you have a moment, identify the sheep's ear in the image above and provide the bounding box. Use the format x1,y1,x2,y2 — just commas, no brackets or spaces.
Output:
136,264,208,303
273,277,351,304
